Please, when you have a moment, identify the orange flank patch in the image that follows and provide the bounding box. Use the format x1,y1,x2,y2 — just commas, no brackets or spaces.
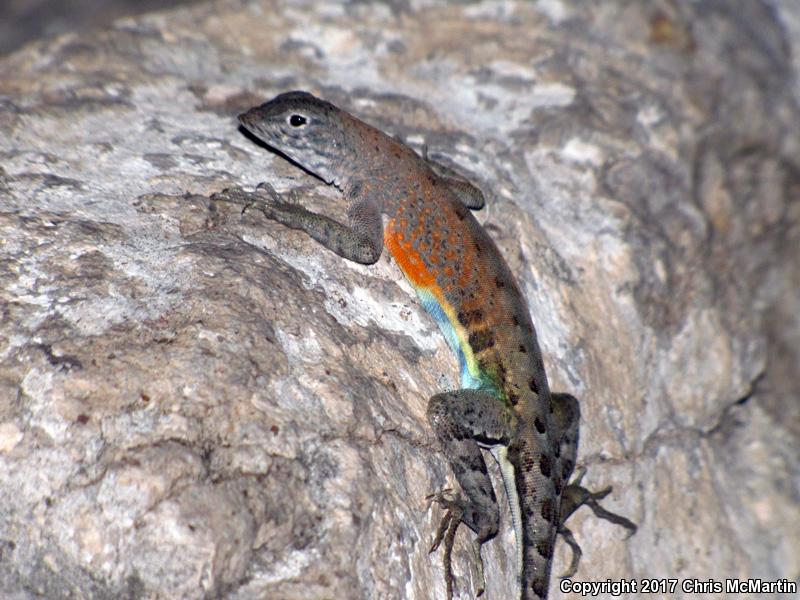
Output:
384,220,437,289
384,218,484,387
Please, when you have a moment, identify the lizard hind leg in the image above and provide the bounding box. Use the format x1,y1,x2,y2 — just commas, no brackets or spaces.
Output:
549,393,637,579
418,142,486,210
390,134,486,210
426,389,518,600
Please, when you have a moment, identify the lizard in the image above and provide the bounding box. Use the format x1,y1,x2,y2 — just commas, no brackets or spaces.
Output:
211,91,635,600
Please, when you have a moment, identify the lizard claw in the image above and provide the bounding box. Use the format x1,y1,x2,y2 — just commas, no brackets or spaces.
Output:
257,182,316,205
425,487,460,552
212,184,297,221
425,487,454,508
211,186,260,215
254,181,282,201
570,465,587,487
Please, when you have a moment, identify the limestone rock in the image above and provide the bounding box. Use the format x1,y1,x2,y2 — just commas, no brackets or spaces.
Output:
1,1,798,598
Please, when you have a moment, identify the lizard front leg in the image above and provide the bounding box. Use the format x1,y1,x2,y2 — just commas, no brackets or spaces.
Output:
211,183,383,265
393,135,486,210
419,145,486,210
426,389,518,599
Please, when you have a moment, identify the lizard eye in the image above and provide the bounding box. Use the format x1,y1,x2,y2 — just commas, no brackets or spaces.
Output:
289,114,307,127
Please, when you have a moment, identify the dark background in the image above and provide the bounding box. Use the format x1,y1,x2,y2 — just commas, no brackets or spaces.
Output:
0,0,200,56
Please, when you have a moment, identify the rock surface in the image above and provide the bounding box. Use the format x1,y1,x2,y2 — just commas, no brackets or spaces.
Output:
1,1,798,599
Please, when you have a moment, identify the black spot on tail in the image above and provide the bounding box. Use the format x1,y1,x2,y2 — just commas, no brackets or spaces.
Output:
519,344,527,354
495,277,505,288
529,377,539,394
532,577,547,598
534,417,546,434
536,537,553,559
523,498,536,515
539,454,552,478
540,498,554,523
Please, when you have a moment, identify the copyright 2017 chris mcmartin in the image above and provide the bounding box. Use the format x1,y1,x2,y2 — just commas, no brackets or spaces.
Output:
561,577,797,596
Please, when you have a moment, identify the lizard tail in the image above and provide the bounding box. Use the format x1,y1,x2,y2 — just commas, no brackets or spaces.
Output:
511,427,561,600
520,510,557,599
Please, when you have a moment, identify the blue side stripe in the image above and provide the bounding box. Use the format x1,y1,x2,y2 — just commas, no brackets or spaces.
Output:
417,289,484,390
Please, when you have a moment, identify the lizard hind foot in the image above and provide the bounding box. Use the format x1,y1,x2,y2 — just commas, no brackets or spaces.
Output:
562,482,637,539
556,480,638,579
426,488,467,600
425,489,490,599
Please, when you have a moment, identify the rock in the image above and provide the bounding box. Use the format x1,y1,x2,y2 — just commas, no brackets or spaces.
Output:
1,1,798,598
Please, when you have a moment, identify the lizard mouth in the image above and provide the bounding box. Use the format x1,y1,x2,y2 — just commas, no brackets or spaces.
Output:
237,108,262,133
236,107,282,151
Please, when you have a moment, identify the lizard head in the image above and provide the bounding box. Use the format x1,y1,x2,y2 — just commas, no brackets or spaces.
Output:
238,91,349,187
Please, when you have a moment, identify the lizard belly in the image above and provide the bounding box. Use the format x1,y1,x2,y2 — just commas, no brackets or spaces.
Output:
490,446,524,584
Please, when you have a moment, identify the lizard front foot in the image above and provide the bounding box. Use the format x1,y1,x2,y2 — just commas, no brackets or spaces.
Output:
211,183,290,219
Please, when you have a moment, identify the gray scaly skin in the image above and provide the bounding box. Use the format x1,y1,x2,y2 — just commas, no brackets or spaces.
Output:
212,91,635,599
